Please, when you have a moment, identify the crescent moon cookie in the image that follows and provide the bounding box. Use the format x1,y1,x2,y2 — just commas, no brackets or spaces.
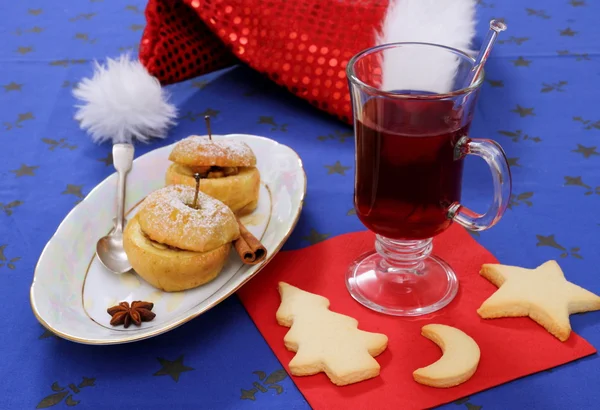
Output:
477,260,600,341
276,282,388,386
413,324,480,388
166,136,260,215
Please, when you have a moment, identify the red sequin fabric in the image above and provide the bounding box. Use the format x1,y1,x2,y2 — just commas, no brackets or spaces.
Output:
139,0,390,122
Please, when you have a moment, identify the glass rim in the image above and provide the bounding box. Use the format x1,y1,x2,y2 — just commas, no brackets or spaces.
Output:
346,42,485,100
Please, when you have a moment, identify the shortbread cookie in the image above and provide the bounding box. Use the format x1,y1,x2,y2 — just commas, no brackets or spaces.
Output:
413,324,480,388
276,282,388,386
478,260,600,341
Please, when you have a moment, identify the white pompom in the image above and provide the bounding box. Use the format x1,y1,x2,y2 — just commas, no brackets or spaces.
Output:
73,54,177,144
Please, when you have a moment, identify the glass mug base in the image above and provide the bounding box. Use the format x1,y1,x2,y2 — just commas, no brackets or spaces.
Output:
345,235,458,316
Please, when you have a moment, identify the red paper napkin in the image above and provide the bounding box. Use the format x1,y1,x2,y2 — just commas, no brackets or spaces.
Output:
237,224,597,410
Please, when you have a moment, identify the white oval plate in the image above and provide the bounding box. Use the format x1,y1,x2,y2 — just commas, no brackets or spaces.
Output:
30,134,306,345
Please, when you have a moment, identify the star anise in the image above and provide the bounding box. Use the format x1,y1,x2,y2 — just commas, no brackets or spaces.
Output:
107,301,156,328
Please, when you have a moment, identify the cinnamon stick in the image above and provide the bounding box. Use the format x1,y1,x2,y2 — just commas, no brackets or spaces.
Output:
233,218,267,265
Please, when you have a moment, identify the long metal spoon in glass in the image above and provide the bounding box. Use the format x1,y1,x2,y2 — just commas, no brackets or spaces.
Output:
464,19,507,87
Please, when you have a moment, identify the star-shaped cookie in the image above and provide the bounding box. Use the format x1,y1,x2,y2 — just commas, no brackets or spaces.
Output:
477,261,600,341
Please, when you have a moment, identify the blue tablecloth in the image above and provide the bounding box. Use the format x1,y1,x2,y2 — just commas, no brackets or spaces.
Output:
1,0,599,408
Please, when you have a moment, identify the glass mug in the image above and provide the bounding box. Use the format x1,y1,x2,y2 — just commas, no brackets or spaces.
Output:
346,43,511,316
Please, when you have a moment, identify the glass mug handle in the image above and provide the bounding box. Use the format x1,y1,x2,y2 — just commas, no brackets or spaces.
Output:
448,136,512,231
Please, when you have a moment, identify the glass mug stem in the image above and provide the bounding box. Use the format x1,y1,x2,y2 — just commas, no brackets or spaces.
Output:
448,137,512,231
375,235,432,272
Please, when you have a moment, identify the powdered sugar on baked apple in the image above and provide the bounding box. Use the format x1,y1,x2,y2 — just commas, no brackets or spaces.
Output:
137,185,240,252
170,136,256,167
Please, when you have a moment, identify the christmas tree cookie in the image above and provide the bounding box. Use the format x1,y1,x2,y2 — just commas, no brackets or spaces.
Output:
276,282,388,386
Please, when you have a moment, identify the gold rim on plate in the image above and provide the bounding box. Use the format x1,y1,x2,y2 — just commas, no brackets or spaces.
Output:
30,135,307,345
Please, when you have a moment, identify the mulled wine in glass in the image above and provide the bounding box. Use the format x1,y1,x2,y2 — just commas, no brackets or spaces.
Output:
346,43,511,316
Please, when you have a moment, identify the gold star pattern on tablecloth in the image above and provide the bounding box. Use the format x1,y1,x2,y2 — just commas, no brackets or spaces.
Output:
0,244,20,270
258,116,276,126
498,130,542,143
454,397,482,410
541,81,567,93
564,176,590,188
28,9,43,16
525,8,550,19
557,50,591,61
477,261,600,341
69,13,96,22
564,176,600,196
42,138,77,151
49,59,88,67
572,144,599,158
476,0,493,8
508,192,534,209
511,105,535,117
325,161,351,175
75,33,97,44
39,327,56,339
240,369,287,401
126,5,142,13
0,201,23,216
118,44,140,53
240,389,257,400
153,356,194,382
10,164,38,177
16,46,33,55
18,112,34,122
130,24,144,31
512,56,531,67
3,82,22,92
536,234,567,251
257,115,287,131
317,130,354,143
486,79,504,88
560,28,578,37
536,234,582,259
507,157,521,167
191,80,208,89
62,185,84,199
98,153,113,166
573,116,600,130
302,229,330,245
498,36,529,46
36,377,95,408
14,26,45,35
5,112,35,130
569,0,586,7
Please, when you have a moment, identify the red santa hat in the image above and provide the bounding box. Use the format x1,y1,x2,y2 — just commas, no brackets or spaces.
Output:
139,0,477,123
